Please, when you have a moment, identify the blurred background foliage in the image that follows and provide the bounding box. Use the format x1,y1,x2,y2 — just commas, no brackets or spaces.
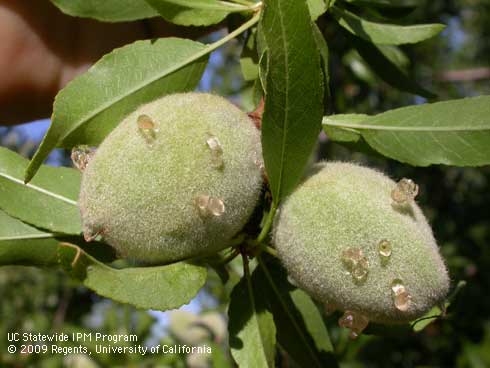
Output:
1,0,490,367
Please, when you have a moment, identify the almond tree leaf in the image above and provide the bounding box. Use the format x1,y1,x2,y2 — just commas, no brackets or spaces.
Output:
261,0,324,204
58,243,207,311
307,0,328,20
0,211,114,266
0,147,81,234
240,29,260,81
25,38,208,183
0,210,59,266
228,263,276,368
145,0,253,26
312,23,331,114
345,0,417,18
256,256,337,368
50,0,159,22
322,96,490,166
351,34,436,98
332,7,445,45
323,114,365,142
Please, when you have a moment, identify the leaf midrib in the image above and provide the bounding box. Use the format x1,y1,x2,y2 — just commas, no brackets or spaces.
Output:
163,0,252,11
323,120,490,132
0,233,55,241
0,173,78,206
57,39,207,142
275,0,290,202
246,269,272,366
258,258,323,368
59,14,261,142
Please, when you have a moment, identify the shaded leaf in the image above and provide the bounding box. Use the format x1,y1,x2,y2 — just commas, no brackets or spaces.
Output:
50,0,159,22
322,96,490,166
228,261,276,368
290,289,335,355
312,23,331,114
351,34,435,98
412,280,466,332
257,257,337,367
332,7,445,45
0,211,113,266
145,0,238,26
307,0,328,20
345,0,417,17
0,147,81,234
26,38,208,182
260,0,324,204
58,243,207,311
323,114,365,142
0,210,59,266
240,29,260,81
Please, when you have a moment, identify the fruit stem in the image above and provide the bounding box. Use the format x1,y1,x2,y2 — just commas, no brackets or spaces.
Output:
257,205,277,244
221,249,240,264
263,245,278,258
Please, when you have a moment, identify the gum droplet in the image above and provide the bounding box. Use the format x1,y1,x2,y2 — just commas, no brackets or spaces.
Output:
338,310,369,339
391,278,411,312
137,114,158,144
194,195,225,217
71,145,95,171
378,239,392,263
206,136,224,169
342,247,369,283
391,178,419,204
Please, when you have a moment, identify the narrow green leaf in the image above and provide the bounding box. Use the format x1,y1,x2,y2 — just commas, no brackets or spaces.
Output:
210,341,232,368
312,23,331,114
351,34,435,98
412,280,466,332
261,0,324,203
50,0,159,22
153,0,253,11
323,114,365,142
345,0,417,18
410,304,444,332
307,0,328,20
257,257,337,368
25,38,208,182
0,210,113,266
290,289,335,355
322,96,490,166
228,262,276,368
0,147,81,234
0,210,59,266
332,7,445,45
146,0,256,26
344,46,409,85
240,30,260,81
58,243,207,310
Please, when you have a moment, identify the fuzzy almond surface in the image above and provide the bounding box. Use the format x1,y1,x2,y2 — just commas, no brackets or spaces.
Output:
79,93,263,264
273,162,449,323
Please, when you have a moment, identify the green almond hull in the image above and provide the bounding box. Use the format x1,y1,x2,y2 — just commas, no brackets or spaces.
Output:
79,93,263,264
273,162,449,323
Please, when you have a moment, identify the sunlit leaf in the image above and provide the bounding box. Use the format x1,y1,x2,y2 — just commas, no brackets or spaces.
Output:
58,243,207,311
50,0,159,21
257,257,337,367
145,0,255,26
26,38,208,182
228,261,276,368
333,7,445,45
0,147,81,234
322,97,490,166
261,0,324,204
